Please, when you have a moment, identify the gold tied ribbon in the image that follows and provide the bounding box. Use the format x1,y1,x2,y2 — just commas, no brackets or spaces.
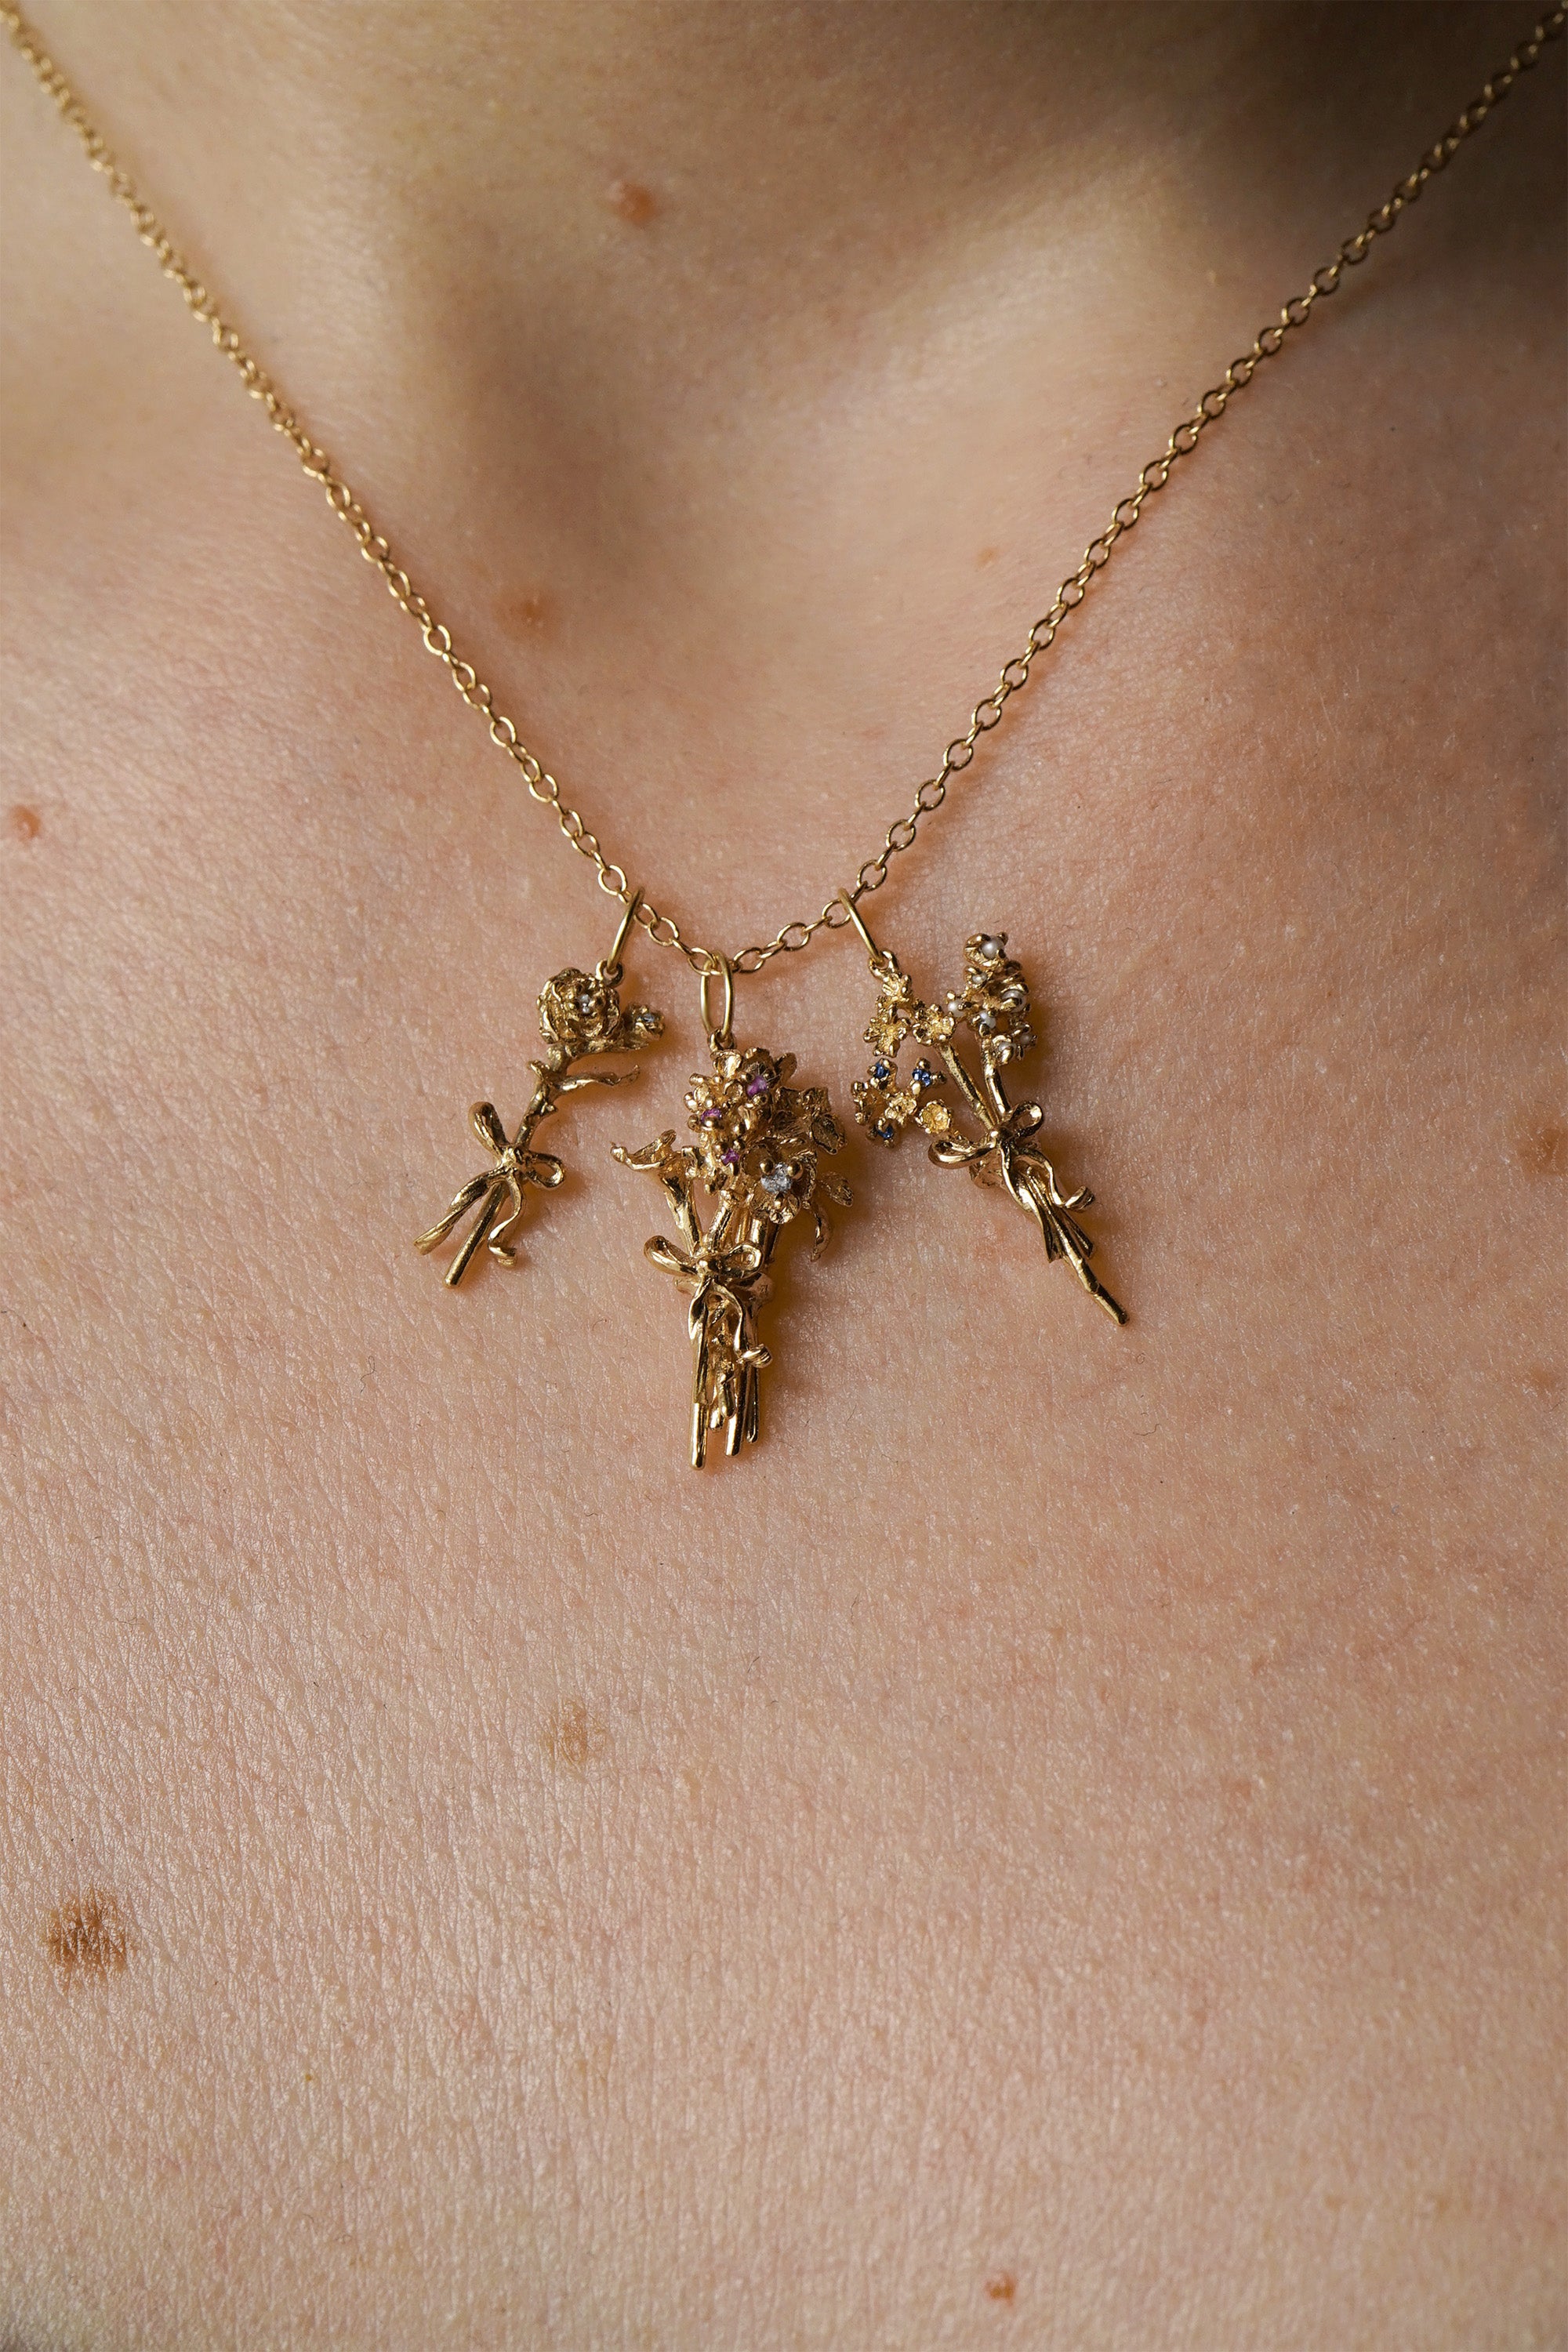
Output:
644,1232,773,1373
415,1100,565,1283
931,1091,1126,1325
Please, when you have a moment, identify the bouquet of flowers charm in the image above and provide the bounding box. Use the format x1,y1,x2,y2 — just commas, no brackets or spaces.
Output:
615,1010,851,1468
847,910,1126,1327
416,901,663,1286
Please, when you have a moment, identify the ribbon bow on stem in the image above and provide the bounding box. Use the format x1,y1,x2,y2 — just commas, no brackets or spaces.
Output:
644,1227,775,1461
614,1014,850,1468
416,1098,566,1287
416,928,663,1287
931,1045,1127,1326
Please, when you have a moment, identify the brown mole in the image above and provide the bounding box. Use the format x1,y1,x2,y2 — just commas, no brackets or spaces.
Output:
45,1889,129,1976
983,2270,1018,2302
605,177,658,227
1514,1120,1566,1177
7,804,42,841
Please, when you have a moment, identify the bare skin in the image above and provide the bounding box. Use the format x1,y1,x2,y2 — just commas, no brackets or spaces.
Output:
1,3,1563,2344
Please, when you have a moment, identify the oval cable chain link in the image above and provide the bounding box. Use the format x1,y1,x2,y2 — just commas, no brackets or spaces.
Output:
4,2,1563,976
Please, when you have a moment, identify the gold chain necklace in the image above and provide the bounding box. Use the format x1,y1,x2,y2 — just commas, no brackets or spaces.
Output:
8,5,1563,1464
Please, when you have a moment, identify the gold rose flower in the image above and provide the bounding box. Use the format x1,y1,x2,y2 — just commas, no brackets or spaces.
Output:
538,968,663,1062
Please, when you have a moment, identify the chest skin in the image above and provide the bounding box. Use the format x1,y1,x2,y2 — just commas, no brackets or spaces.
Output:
1,42,1563,2352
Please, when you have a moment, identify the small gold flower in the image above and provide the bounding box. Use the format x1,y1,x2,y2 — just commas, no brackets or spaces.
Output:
753,1143,850,1244
853,1039,947,1145
953,933,1036,1062
754,1148,811,1223
538,969,662,1058
617,1026,853,1463
684,1046,789,1188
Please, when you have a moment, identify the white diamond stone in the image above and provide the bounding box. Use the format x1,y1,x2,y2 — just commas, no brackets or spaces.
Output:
760,1164,793,1196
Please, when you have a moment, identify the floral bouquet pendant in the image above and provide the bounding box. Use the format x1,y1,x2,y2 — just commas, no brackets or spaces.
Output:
844,902,1126,1326
615,967,851,1468
416,895,663,1286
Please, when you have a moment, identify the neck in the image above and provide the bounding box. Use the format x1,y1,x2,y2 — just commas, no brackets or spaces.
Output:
11,2,1526,949
34,2,1497,442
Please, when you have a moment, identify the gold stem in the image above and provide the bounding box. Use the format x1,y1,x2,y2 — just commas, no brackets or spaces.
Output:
938,1039,993,1126
445,1184,503,1287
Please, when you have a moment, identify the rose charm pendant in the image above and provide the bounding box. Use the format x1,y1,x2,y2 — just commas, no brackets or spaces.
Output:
614,957,851,1467
841,898,1126,1325
416,894,664,1286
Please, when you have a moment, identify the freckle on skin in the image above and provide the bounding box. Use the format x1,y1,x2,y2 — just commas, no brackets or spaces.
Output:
606,177,658,226
983,2270,1017,2302
544,1699,608,1771
493,589,551,640
45,1889,129,1976
976,546,1000,568
7,804,42,841
1514,1120,1565,1176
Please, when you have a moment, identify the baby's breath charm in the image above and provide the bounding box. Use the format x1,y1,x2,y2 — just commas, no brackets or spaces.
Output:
416,894,663,1286
842,898,1126,1326
615,957,851,1468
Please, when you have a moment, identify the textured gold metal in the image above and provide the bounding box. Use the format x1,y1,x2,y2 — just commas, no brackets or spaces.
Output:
614,978,851,1467
699,954,736,1051
5,1,1561,975
416,896,663,1285
845,900,1126,1327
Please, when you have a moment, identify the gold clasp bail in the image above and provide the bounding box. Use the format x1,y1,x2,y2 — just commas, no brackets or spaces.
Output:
597,887,644,984
699,952,735,1047
838,890,902,974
